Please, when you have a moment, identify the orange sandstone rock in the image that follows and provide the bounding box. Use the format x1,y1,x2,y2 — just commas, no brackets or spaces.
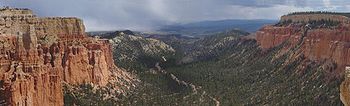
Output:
256,15,350,78
0,7,135,106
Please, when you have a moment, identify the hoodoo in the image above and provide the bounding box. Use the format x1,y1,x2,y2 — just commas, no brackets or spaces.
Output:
0,7,135,106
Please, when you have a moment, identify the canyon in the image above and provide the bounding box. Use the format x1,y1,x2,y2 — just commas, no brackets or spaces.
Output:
256,12,350,105
1,6,349,105
0,7,136,106
256,13,350,80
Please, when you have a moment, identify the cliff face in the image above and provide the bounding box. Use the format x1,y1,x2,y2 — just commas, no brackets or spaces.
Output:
256,13,350,105
257,15,350,77
0,8,135,106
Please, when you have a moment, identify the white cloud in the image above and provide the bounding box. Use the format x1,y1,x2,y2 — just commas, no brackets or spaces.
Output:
222,5,314,20
0,0,347,31
323,0,332,8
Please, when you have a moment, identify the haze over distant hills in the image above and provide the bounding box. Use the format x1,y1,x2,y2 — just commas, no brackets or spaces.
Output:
158,19,276,36
2,0,350,105
1,5,350,105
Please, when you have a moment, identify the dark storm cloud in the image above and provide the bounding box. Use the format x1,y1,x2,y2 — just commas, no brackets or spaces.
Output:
0,0,349,31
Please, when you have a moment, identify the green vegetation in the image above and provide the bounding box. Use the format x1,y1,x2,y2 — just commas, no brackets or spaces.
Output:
275,19,340,28
177,29,249,64
307,19,340,28
286,11,350,18
164,40,342,105
65,30,343,105
64,84,121,106
115,71,217,105
274,19,293,26
106,31,175,72
38,35,58,45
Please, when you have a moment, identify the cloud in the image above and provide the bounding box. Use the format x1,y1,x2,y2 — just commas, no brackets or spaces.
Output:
224,5,314,20
323,0,331,8
0,0,348,31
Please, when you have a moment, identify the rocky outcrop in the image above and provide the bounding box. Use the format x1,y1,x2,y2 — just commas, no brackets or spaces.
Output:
256,15,350,78
341,67,350,106
281,14,350,23
0,8,84,37
107,31,175,57
0,7,135,106
255,13,350,105
97,31,175,69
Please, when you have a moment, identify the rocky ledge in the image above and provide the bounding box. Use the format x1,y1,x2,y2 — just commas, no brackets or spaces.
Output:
0,7,136,106
256,12,350,105
257,13,350,78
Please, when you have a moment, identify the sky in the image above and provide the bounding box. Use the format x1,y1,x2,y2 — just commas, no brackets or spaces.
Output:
1,0,350,31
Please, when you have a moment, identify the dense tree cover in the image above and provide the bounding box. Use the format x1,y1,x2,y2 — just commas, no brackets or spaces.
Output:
64,30,342,105
275,19,340,28
164,40,342,105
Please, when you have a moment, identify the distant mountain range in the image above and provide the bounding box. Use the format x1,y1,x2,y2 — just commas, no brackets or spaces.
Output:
158,19,277,36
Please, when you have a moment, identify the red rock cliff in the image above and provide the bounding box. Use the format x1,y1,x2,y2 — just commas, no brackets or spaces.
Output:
0,7,135,106
256,13,350,104
256,14,350,106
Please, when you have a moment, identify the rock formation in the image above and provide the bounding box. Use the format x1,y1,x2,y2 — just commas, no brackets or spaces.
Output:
280,14,350,23
341,67,350,106
255,12,350,105
0,7,135,106
94,31,175,70
256,14,350,77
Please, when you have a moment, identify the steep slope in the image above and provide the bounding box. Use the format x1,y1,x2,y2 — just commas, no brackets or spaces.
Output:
94,30,175,71
179,29,249,63
111,29,342,105
60,12,350,105
87,30,230,105
256,12,350,105
165,39,341,105
136,13,346,104
87,27,342,105
257,12,350,73
0,7,136,106
341,70,350,106
80,12,348,105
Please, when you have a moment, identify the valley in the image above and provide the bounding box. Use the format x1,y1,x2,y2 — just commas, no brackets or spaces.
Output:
0,6,349,106
97,12,348,105
84,20,344,105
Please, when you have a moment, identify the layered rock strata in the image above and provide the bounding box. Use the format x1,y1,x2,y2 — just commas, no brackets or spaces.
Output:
257,14,350,77
256,13,350,105
0,7,135,106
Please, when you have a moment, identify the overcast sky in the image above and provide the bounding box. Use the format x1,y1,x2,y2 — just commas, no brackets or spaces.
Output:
1,0,350,31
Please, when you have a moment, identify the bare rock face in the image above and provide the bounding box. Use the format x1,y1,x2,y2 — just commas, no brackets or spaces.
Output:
0,7,135,106
256,13,350,105
256,14,350,77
